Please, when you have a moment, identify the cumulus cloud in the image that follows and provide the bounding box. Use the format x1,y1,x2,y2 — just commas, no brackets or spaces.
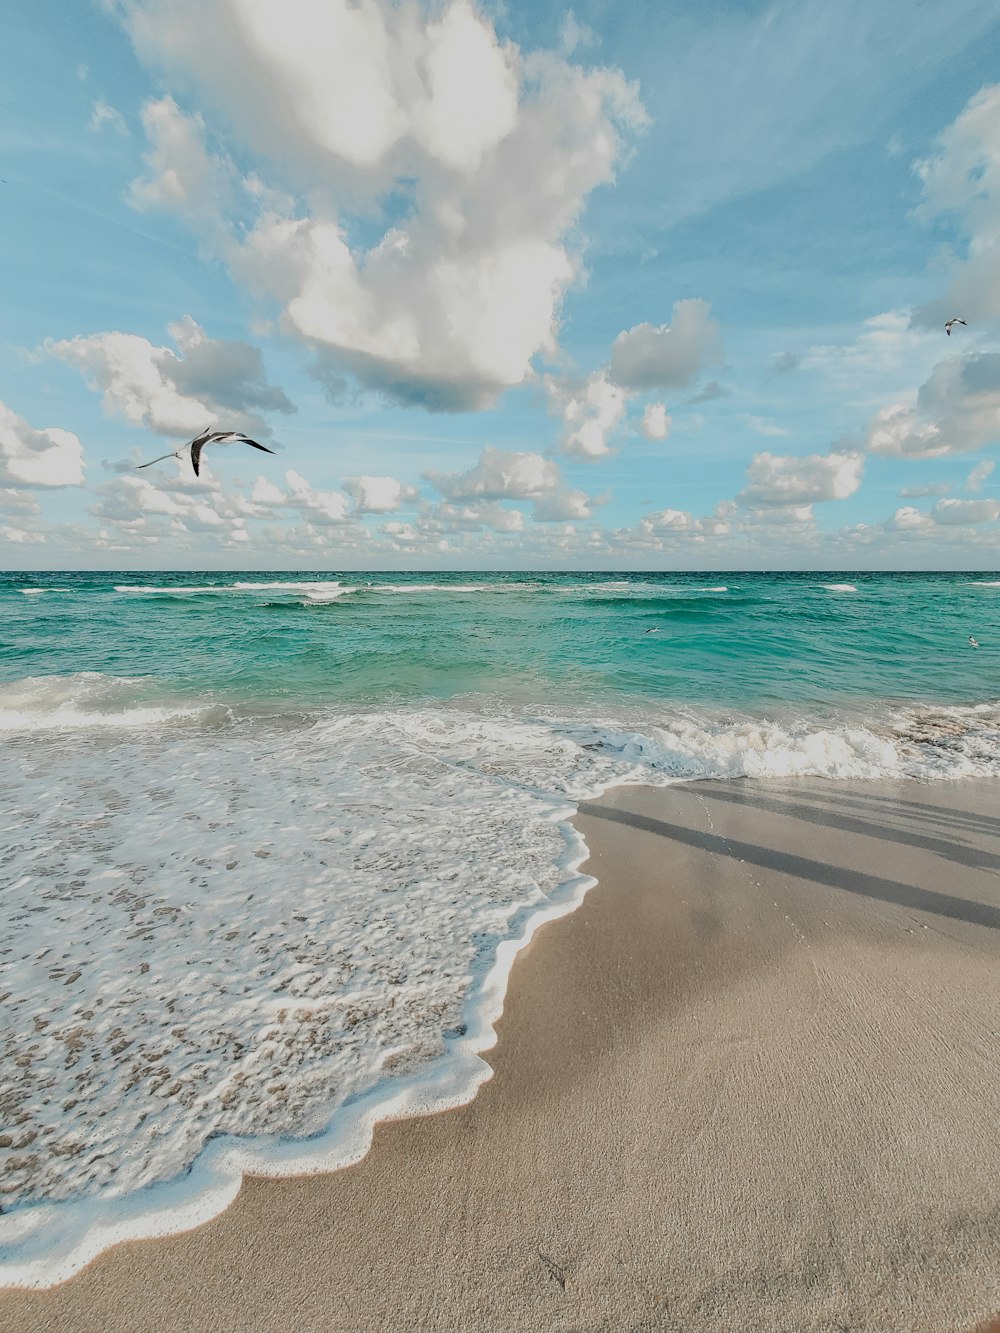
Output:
89,473,251,540
548,370,627,459
425,446,558,500
608,300,721,391
738,450,863,507
0,399,85,488
886,505,934,532
48,316,293,439
639,402,670,440
532,487,601,522
111,0,647,411
343,474,419,514
914,84,1000,325
427,500,525,532
128,95,235,234
866,352,1000,457
283,469,352,524
966,459,995,492
930,496,1000,524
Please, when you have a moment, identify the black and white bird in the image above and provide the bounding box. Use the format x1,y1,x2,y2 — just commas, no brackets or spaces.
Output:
969,635,980,648
136,427,276,477
945,318,967,336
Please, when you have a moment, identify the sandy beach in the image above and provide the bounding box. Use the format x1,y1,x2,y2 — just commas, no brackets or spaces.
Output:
4,776,1000,1332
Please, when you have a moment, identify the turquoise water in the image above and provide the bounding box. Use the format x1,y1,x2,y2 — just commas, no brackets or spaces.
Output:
2,568,1000,1287
4,569,1000,714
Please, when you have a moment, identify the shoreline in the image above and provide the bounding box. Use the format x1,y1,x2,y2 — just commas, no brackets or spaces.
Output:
4,775,1000,1330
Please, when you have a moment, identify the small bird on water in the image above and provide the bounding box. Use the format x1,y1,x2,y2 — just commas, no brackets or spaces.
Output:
969,636,980,648
945,318,967,336
645,627,660,634
136,427,275,477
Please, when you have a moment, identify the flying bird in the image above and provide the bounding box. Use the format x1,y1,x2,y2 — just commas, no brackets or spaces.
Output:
969,635,980,648
136,427,276,477
945,318,967,336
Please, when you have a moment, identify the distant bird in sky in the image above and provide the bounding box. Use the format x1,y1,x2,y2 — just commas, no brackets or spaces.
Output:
969,635,980,648
945,318,967,336
136,427,275,477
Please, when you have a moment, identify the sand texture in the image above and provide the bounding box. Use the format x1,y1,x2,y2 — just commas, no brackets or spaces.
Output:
3,777,1000,1332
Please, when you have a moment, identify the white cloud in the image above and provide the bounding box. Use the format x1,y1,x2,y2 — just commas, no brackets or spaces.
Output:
886,505,933,532
639,402,670,440
738,450,863,507
90,101,129,136
428,500,525,532
128,95,235,235
966,459,995,492
899,481,950,497
532,488,601,522
743,414,792,437
548,370,626,459
89,473,249,537
343,474,419,514
559,11,598,56
931,496,1000,524
284,469,352,524
250,475,285,505
608,300,721,391
48,316,293,439
914,84,1000,324
0,489,41,516
866,352,1000,457
112,0,647,411
0,399,85,488
425,446,559,500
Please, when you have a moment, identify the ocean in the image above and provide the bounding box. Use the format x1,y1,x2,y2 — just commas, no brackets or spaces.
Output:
2,569,999,1285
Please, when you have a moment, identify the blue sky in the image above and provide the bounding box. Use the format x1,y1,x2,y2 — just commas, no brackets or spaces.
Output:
3,0,1000,569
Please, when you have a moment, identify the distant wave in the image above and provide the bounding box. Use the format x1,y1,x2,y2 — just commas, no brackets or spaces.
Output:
20,588,71,595
111,580,541,601
820,583,858,592
968,580,1000,587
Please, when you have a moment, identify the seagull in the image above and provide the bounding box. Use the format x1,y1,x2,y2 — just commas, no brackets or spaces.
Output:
645,627,660,634
969,635,980,648
945,318,967,336
136,427,275,477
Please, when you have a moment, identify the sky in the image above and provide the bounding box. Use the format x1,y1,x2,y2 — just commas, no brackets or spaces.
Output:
3,0,1000,570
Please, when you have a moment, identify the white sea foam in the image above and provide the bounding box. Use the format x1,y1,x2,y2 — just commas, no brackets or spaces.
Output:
968,580,1000,587
20,588,71,595
0,673,231,732
820,583,858,592
3,683,1000,1286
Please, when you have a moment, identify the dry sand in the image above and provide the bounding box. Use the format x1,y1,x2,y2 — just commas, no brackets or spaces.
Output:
4,777,1000,1332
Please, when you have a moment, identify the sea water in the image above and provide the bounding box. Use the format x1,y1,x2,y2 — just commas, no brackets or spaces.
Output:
2,569,999,1284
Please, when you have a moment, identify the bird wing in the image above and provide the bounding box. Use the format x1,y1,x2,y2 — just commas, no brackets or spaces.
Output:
190,439,205,476
135,449,182,470
240,438,276,454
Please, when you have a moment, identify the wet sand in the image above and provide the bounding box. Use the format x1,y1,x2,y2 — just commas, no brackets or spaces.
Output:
4,777,1000,1332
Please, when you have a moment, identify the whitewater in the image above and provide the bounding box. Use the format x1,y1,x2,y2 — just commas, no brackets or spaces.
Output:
1,569,999,1286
